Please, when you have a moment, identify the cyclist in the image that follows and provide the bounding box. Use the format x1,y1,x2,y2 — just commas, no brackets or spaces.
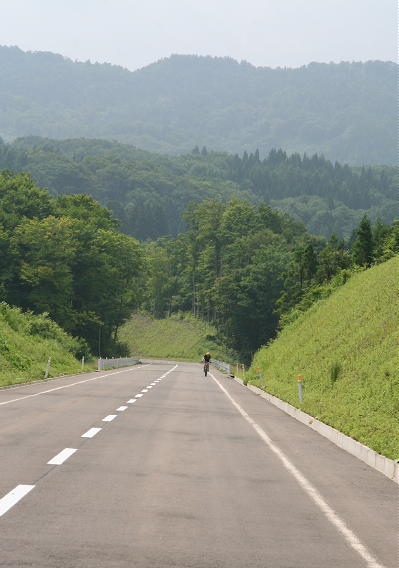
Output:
202,352,211,376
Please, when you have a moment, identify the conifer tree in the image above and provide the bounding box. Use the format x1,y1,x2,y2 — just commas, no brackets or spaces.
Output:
353,215,374,266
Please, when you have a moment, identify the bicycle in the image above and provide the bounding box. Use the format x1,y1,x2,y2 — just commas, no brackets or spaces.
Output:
203,361,209,376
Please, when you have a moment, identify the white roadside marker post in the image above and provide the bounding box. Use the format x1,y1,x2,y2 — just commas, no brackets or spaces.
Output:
44,357,51,379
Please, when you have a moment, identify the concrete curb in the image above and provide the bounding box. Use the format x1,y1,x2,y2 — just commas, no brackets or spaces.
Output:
231,376,398,484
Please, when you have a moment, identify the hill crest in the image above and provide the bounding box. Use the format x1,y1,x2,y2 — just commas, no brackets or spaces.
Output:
0,46,395,164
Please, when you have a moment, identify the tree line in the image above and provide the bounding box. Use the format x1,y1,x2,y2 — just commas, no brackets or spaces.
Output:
0,137,396,242
143,199,399,361
1,170,397,362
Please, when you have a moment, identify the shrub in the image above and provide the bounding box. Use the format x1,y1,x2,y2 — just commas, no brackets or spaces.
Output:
330,361,342,384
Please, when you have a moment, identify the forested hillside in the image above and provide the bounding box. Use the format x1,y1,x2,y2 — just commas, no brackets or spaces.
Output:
142,199,399,360
1,169,397,363
0,137,396,240
0,46,396,164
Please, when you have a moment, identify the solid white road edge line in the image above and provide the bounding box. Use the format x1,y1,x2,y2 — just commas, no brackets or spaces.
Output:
81,427,102,438
0,365,151,407
47,448,78,466
0,485,35,517
102,415,117,422
209,372,386,568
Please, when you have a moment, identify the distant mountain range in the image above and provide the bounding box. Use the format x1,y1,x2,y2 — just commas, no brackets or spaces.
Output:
0,46,396,165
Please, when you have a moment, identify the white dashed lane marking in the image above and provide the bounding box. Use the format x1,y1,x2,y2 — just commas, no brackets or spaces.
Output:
102,415,117,422
47,448,78,465
0,365,151,407
81,428,102,438
0,364,179,519
0,485,35,517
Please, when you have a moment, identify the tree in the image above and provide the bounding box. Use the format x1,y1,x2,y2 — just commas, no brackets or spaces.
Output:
9,216,78,327
352,215,374,266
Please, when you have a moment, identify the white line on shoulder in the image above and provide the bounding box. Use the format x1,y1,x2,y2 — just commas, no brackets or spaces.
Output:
209,372,386,568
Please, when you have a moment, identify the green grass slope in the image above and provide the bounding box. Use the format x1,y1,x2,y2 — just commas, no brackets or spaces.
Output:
0,303,92,387
249,256,399,459
119,313,234,362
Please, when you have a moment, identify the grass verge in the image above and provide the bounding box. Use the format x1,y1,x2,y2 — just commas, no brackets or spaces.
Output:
249,257,399,460
0,303,95,387
119,312,235,362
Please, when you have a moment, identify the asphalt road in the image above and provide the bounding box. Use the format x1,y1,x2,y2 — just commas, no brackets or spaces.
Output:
0,362,397,568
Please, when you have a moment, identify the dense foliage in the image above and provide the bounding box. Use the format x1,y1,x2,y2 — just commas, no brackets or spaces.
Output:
0,47,396,164
0,137,396,240
0,171,144,355
1,167,397,363
142,199,399,361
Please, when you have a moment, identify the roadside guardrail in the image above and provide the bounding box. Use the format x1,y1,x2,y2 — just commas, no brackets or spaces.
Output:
212,360,231,374
97,357,140,370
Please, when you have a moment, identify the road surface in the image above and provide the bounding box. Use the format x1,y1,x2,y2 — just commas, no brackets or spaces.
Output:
0,362,397,567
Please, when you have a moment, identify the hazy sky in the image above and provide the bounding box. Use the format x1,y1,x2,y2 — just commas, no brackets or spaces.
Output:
1,0,396,70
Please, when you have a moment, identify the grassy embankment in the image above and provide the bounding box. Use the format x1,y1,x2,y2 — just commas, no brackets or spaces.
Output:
119,313,234,362
248,256,399,459
0,303,94,387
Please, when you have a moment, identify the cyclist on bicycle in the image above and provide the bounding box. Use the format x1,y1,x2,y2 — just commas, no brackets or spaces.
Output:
202,352,211,376
203,352,211,364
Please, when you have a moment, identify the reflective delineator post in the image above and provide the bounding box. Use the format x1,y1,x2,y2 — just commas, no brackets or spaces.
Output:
297,375,303,403
81,356,85,370
44,357,51,379
257,367,264,389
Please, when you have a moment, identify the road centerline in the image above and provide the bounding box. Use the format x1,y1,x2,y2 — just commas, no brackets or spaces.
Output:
102,415,117,422
0,485,35,518
47,448,78,466
0,365,151,407
81,428,102,438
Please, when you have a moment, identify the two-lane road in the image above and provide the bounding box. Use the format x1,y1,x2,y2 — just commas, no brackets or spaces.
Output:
0,362,397,567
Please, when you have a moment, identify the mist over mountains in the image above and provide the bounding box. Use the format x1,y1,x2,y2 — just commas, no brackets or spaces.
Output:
0,46,396,165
